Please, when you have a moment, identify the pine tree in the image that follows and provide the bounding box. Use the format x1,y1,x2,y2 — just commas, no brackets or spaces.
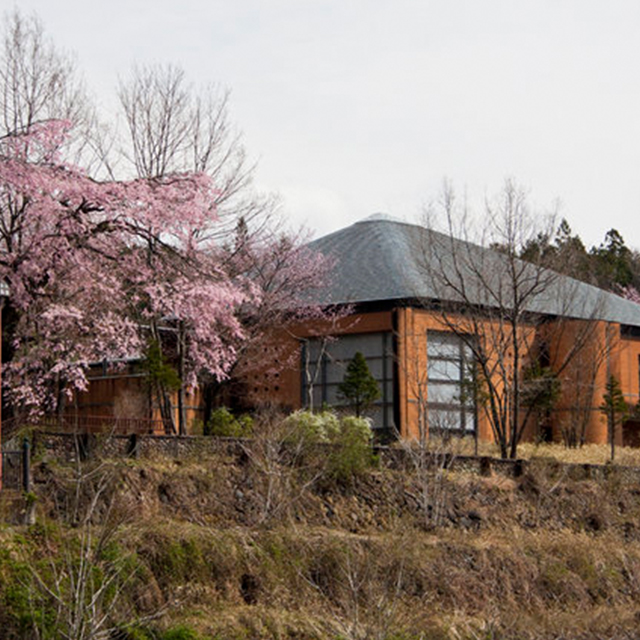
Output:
599,375,629,461
591,229,633,289
338,352,381,418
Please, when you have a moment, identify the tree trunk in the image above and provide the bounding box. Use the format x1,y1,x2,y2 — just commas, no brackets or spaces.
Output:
610,409,615,461
177,321,187,435
158,384,176,435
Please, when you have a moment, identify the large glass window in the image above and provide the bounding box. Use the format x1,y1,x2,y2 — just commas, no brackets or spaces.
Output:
301,332,394,430
426,331,476,434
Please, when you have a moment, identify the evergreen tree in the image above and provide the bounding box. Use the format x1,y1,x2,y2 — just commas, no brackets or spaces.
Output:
142,339,182,434
591,229,633,289
520,218,592,283
338,352,381,418
518,220,640,292
599,375,629,461
552,219,592,282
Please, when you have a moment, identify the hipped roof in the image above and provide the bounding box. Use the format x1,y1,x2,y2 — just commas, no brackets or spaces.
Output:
309,215,640,327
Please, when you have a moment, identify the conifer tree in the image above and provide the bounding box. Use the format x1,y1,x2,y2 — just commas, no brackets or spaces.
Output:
338,351,381,418
599,375,629,461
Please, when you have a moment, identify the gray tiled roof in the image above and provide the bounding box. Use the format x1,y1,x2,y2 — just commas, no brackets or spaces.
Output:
309,216,640,327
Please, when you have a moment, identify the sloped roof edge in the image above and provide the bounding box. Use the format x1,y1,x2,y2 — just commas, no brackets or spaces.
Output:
308,216,640,327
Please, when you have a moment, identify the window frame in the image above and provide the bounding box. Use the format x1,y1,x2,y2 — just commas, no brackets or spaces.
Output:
426,330,477,435
300,331,394,430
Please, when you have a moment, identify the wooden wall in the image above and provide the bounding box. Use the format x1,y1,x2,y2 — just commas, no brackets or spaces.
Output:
65,308,640,446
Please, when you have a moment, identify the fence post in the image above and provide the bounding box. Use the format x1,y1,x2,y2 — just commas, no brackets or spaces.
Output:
22,437,30,493
127,433,139,459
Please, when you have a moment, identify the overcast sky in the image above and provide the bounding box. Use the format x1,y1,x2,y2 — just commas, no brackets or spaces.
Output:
10,0,640,248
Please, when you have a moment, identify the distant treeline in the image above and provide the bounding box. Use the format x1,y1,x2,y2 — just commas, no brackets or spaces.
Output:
517,220,640,293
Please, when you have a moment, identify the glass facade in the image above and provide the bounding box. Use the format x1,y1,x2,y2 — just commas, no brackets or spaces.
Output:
301,332,394,430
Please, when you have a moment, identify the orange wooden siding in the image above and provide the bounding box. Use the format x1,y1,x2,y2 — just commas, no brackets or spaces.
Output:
70,307,640,446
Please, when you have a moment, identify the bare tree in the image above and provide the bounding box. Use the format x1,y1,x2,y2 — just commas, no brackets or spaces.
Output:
23,457,151,640
396,324,458,529
116,64,279,434
241,408,330,525
0,10,93,158
301,334,333,413
301,538,411,640
117,63,272,231
418,180,605,458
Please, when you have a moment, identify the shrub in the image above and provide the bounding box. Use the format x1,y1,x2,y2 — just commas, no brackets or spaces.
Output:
161,625,203,640
118,626,155,640
281,410,374,482
205,407,253,438
328,415,374,482
282,409,340,445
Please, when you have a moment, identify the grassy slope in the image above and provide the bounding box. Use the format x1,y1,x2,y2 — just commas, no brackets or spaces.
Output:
3,446,640,639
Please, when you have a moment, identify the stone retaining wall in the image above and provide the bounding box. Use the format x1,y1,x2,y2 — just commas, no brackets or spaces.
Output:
34,432,246,463
32,432,640,485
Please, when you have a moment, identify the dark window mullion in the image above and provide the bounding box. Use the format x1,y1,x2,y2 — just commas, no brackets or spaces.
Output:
427,331,477,434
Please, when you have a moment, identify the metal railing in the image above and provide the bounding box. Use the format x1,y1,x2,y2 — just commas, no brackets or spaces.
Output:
35,414,168,435
1,439,29,492
1,450,22,490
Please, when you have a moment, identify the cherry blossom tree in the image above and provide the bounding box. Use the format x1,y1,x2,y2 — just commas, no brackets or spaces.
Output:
0,120,252,423
622,286,640,304
0,12,338,432
0,119,336,429
211,219,350,415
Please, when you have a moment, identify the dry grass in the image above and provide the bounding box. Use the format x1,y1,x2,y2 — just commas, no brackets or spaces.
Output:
428,435,640,466
516,440,640,466
11,440,640,638
132,523,640,639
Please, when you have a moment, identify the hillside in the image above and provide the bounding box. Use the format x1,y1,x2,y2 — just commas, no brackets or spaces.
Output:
3,438,640,639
